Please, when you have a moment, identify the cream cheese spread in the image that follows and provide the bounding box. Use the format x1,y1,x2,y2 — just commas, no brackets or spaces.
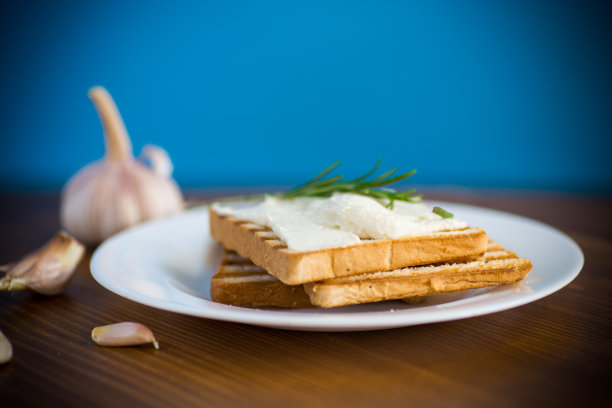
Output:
212,193,468,252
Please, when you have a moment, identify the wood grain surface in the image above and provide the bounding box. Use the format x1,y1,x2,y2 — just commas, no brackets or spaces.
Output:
0,189,610,407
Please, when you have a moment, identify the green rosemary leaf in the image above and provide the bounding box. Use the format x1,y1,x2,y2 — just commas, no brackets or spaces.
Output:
350,158,382,184
285,160,341,197
367,167,398,184
358,169,417,189
308,160,341,184
432,206,453,219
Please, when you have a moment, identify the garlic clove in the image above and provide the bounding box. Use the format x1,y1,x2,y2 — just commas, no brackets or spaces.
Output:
60,86,184,245
0,231,85,296
91,322,159,349
0,251,39,279
0,330,12,364
139,144,174,178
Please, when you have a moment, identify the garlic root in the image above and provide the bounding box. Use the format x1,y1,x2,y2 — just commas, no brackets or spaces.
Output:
60,86,184,245
91,322,159,349
0,231,85,296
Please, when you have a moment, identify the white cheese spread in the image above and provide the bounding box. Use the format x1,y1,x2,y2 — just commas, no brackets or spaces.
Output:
212,193,467,252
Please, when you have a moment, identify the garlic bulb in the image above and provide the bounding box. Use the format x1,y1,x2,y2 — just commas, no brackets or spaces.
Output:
60,86,184,245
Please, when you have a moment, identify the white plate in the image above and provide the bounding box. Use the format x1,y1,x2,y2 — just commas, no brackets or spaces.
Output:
90,201,584,331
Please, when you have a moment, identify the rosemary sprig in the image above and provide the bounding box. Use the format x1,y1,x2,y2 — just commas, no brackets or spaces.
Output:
280,159,421,208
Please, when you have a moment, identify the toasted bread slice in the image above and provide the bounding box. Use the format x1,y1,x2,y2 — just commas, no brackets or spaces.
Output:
209,207,488,285
398,241,515,305
304,243,532,308
211,241,530,309
211,250,312,308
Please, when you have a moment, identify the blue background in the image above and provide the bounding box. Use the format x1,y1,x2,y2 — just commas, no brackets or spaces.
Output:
1,0,610,192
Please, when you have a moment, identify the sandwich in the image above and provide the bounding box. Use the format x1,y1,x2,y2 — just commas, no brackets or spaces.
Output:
209,161,531,308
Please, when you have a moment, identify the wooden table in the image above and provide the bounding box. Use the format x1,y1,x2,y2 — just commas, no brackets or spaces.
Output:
0,190,610,407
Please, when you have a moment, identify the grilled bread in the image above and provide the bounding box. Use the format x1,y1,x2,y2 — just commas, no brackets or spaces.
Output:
209,207,488,285
210,242,531,308
304,244,532,308
211,250,312,308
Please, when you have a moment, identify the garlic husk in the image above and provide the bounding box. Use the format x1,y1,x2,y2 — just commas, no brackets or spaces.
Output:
0,330,12,364
0,231,85,295
60,86,184,245
91,322,159,349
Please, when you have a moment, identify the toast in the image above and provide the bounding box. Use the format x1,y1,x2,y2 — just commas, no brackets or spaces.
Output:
211,250,312,308
210,242,532,309
304,244,532,308
209,207,488,285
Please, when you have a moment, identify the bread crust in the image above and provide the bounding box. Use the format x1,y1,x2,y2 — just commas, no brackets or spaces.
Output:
211,279,312,308
303,257,533,308
210,251,312,308
209,207,488,285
